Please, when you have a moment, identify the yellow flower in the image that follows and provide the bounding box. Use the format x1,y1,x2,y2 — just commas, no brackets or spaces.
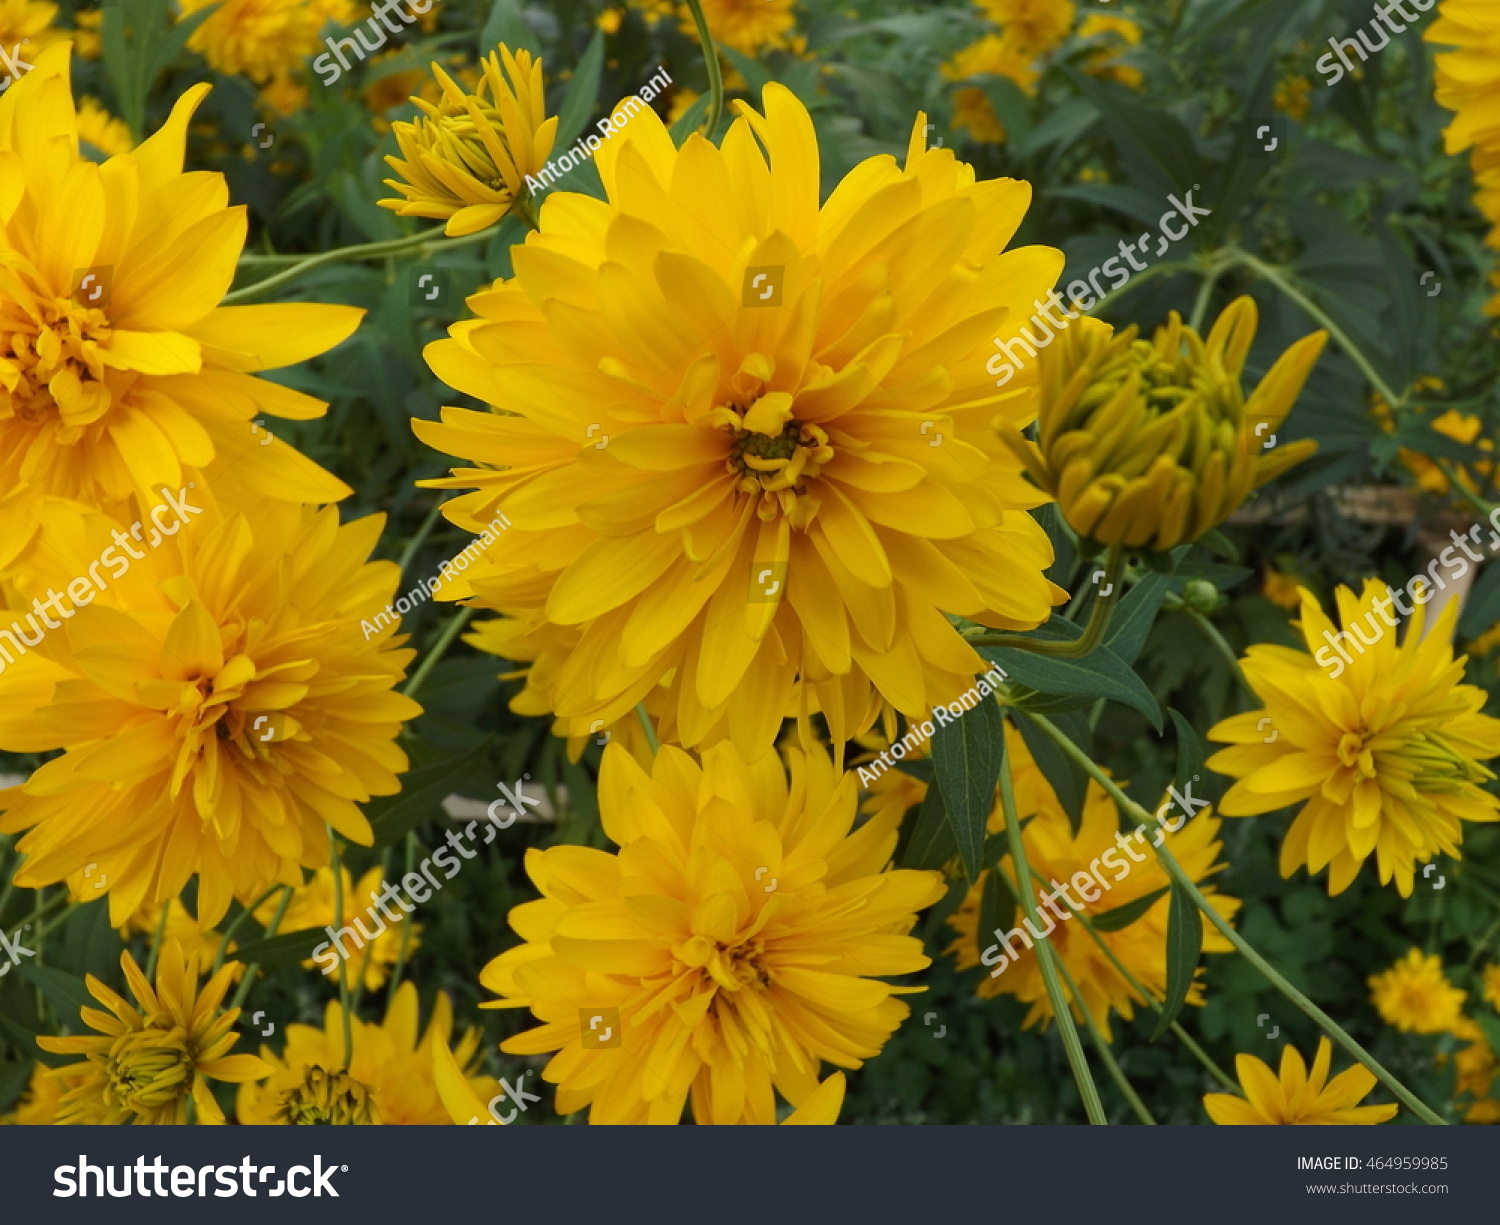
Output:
1261,562,1303,610
1484,964,1500,1010
257,73,308,117
1273,75,1312,121
1000,299,1327,553
482,742,945,1124
1372,379,1493,500
0,500,424,927
179,0,355,88
975,0,1075,55
379,47,559,236
1077,12,1143,89
627,0,678,24
0,46,363,509
0,0,57,53
1207,580,1500,897
70,7,101,58
416,85,1066,757
123,896,233,969
878,727,1239,1039
0,1061,90,1124
597,7,625,35
75,96,134,159
942,32,1041,144
36,940,270,1124
1369,948,1468,1033
1204,1036,1398,1124
1446,1017,1500,1122
685,0,798,55
238,984,497,1123
256,865,422,991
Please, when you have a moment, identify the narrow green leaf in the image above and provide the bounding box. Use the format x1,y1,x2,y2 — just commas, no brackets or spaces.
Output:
224,926,327,970
979,636,1162,731
14,964,96,1022
977,866,1016,952
1104,572,1169,665
1150,879,1203,1040
669,93,711,144
899,782,957,871
553,30,605,152
1012,709,1088,836
367,737,496,845
930,695,1006,881
1089,885,1168,932
479,0,540,56
1168,708,1206,800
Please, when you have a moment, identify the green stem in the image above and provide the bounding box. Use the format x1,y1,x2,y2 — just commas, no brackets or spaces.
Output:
1184,606,1253,697
144,900,171,981
397,500,447,581
1025,864,1238,1092
997,720,1108,1124
230,884,293,1010
1466,913,1500,971
225,227,490,304
329,829,355,1071
681,0,725,140
1188,257,1230,333
402,606,476,700
213,884,283,976
634,703,661,755
1029,712,1448,1125
971,545,1124,656
1226,249,1404,409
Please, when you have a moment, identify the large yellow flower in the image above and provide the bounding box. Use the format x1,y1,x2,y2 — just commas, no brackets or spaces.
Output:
482,742,945,1124
0,46,363,510
256,864,422,991
36,940,269,1124
1000,299,1326,553
179,0,355,87
1368,948,1468,1034
237,984,497,1124
380,48,558,237
417,85,1065,758
1204,1037,1398,1125
0,498,423,927
1207,580,1500,897
867,726,1239,1039
1426,0,1500,315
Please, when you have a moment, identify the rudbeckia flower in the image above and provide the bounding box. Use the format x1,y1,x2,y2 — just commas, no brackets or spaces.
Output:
0,498,423,927
867,726,1239,1038
0,1061,90,1124
379,47,559,236
1445,1018,1500,1122
976,0,1076,55
941,32,1042,145
1001,299,1326,553
418,84,1065,757
237,984,497,1124
122,896,233,969
482,742,945,1124
0,45,364,509
178,0,355,90
255,865,422,991
36,941,270,1124
1207,580,1500,897
0,0,58,56
1368,949,1467,1034
1204,1037,1398,1125
1077,13,1144,88
684,0,798,55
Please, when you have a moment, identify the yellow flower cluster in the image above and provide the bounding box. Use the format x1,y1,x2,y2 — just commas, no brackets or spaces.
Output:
0,46,421,933
1426,0,1500,315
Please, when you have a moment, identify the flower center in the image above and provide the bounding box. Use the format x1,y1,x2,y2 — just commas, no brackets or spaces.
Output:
275,1067,381,1125
103,1028,195,1114
0,282,115,436
1336,729,1377,778
713,403,834,525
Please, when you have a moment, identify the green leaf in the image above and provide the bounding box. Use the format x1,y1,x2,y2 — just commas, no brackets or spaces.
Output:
0,1058,32,1115
1104,572,1169,665
224,927,327,971
975,75,1033,148
479,0,541,57
930,695,1006,881
1012,709,1088,837
14,965,96,1022
977,867,1016,955
980,631,1162,732
898,782,958,871
553,30,605,152
1168,708,1206,800
367,736,496,845
1459,558,1500,640
1150,879,1203,1040
1088,886,1168,932
669,92,711,144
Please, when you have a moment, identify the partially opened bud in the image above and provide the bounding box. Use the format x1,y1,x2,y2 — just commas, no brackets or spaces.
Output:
999,297,1327,552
